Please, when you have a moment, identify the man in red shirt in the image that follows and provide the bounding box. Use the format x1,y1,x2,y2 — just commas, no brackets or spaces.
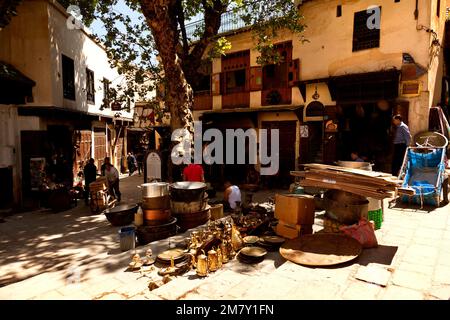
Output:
183,163,205,182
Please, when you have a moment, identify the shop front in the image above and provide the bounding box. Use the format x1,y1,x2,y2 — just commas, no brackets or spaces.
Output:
297,69,404,173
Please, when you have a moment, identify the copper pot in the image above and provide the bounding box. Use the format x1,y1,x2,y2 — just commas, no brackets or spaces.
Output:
142,195,170,210
143,209,171,225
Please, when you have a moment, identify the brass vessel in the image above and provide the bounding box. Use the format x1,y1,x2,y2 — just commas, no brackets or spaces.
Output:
220,241,229,264
217,247,223,269
208,247,219,272
196,250,208,277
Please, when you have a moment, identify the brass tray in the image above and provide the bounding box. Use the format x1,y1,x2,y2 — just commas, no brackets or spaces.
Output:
243,236,259,245
261,235,285,245
157,248,185,262
240,246,267,258
279,234,362,267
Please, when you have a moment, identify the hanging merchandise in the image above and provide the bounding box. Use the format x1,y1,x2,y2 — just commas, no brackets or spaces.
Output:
355,104,365,118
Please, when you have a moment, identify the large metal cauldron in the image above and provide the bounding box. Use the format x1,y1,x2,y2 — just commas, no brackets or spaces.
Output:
323,190,369,225
169,182,207,202
138,182,169,198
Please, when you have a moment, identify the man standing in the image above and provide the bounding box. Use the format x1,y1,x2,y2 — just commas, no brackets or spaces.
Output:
105,163,121,202
83,158,97,205
127,152,137,176
136,151,144,176
101,157,110,176
183,163,205,182
392,115,411,176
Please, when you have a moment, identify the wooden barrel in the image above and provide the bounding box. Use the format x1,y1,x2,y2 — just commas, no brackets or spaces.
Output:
90,178,107,192
170,199,207,214
173,206,211,232
90,190,108,213
209,204,223,220
136,217,178,245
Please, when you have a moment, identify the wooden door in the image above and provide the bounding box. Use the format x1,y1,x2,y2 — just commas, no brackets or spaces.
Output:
261,121,297,188
73,130,92,177
94,130,107,170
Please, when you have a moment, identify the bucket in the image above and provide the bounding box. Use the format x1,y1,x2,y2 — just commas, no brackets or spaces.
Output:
210,204,224,220
118,226,136,251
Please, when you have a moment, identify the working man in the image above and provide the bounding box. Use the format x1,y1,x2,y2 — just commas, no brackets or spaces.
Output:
391,115,411,176
223,181,241,212
101,157,110,176
83,158,97,205
105,163,121,202
350,151,364,162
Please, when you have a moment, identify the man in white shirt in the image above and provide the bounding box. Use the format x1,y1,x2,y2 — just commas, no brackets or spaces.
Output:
105,163,121,202
223,181,241,211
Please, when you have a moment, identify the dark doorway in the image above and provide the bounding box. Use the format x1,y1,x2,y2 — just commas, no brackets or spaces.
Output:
261,121,297,189
0,167,13,209
336,103,393,172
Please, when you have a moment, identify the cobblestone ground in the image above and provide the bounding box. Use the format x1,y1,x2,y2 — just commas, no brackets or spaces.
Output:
1,174,450,300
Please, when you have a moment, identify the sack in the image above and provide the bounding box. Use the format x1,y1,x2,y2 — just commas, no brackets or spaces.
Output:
340,218,378,248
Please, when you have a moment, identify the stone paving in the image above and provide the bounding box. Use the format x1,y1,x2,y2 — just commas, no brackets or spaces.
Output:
1,174,450,300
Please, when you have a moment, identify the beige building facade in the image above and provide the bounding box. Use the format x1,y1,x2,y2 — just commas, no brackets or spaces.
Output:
193,0,448,185
0,0,134,208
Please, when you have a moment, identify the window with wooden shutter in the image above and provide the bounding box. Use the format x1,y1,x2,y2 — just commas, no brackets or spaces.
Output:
288,59,300,87
250,66,262,91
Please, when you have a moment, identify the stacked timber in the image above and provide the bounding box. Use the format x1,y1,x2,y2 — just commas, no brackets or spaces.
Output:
291,163,412,200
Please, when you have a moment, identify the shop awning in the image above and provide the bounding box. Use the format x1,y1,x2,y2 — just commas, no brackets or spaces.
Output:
200,105,302,129
296,69,401,104
0,61,35,104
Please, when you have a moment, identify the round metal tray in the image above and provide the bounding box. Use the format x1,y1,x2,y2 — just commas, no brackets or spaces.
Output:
279,234,362,267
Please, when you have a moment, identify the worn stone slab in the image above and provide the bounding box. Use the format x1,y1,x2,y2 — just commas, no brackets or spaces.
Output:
380,285,424,300
354,264,393,287
427,285,450,300
392,269,432,291
396,262,434,276
0,272,66,300
432,265,450,285
341,280,382,300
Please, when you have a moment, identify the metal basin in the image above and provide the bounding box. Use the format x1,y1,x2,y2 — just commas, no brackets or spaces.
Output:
138,182,169,198
104,204,139,226
170,182,207,202
323,190,368,225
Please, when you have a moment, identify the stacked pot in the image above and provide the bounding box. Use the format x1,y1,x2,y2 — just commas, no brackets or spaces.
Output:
170,182,211,232
140,182,171,225
136,182,178,245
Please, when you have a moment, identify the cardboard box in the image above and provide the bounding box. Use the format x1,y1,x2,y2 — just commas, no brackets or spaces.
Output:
275,221,313,239
275,194,315,225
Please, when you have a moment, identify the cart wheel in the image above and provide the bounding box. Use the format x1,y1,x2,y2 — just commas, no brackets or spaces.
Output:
435,194,441,207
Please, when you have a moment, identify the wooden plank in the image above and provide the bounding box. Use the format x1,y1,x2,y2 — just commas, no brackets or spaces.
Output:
299,179,393,199
304,170,398,190
300,176,393,197
298,164,393,178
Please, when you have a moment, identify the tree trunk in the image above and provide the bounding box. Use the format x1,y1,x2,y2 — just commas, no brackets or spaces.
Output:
139,0,194,136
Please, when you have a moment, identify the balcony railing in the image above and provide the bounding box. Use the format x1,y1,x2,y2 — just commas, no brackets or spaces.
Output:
185,9,249,41
184,3,285,42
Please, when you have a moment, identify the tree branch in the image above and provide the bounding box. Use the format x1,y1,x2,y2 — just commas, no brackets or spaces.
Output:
176,0,189,57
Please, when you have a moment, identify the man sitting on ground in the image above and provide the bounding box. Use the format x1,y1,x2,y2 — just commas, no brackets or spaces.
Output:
223,181,241,212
